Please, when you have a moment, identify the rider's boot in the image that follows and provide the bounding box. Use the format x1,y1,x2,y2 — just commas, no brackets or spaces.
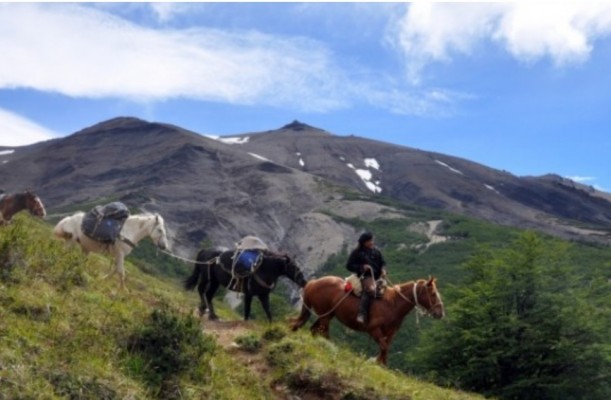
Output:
356,291,372,324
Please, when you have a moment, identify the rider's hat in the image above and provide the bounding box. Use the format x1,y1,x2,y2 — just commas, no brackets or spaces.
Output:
358,232,373,246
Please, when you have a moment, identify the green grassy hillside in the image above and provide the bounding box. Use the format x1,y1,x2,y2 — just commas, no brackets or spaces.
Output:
0,214,485,400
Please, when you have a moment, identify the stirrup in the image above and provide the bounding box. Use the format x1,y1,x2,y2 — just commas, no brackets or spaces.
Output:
356,313,366,323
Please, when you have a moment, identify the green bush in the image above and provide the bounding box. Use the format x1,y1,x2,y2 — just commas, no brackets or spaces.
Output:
126,306,217,397
235,333,261,353
262,325,287,342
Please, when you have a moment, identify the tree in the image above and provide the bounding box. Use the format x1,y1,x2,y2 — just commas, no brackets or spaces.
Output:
408,231,610,400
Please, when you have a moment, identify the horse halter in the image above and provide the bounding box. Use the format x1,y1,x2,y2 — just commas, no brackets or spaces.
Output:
285,256,307,287
413,280,444,317
152,214,168,249
395,280,443,317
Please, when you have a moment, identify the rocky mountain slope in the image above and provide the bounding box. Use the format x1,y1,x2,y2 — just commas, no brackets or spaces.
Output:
0,117,609,275
234,120,611,241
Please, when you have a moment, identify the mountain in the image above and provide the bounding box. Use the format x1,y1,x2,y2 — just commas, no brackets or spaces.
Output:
0,117,609,274
210,120,611,241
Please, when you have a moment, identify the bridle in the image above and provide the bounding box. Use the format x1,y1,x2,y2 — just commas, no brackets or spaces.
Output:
150,214,167,248
284,256,307,287
394,280,444,317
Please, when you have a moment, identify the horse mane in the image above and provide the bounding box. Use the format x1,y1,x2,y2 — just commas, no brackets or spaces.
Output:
382,279,426,304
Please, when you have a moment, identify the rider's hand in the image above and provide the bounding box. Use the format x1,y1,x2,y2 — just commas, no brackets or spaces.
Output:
381,268,387,278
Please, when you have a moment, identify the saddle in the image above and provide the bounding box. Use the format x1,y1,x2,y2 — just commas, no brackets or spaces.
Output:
344,274,387,298
81,202,130,244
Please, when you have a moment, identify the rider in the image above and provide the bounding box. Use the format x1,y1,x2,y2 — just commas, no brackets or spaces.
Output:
346,232,387,324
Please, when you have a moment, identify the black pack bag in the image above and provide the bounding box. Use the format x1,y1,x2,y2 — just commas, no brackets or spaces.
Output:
81,202,130,244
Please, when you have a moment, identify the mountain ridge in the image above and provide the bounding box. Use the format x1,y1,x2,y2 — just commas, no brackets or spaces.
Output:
0,117,609,274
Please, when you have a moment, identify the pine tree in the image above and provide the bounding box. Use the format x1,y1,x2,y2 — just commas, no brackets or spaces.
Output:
409,231,610,400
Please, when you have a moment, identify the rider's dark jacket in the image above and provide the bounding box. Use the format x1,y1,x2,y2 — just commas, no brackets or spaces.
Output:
346,246,386,280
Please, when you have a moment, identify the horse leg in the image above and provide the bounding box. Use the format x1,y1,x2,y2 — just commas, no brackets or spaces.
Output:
244,293,253,321
290,304,311,331
196,278,208,317
101,251,117,280
206,279,220,321
258,292,272,323
370,327,391,366
310,318,322,335
116,255,128,291
310,316,332,338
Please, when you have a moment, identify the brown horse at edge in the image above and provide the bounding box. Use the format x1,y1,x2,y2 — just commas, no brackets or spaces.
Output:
291,276,445,365
0,190,46,225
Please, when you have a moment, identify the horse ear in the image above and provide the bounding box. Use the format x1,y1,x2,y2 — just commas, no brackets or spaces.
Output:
427,276,435,286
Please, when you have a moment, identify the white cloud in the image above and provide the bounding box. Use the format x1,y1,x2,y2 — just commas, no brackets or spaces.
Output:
392,3,611,83
149,3,193,23
0,3,346,112
0,108,58,146
567,176,595,183
0,3,466,118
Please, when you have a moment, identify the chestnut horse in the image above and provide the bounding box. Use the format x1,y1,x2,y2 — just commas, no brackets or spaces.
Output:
291,276,445,365
0,190,46,224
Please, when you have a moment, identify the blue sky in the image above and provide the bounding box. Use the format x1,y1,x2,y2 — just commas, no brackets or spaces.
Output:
2,2,611,192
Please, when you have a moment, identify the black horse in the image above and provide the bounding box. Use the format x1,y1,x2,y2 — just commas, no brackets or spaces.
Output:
184,248,308,322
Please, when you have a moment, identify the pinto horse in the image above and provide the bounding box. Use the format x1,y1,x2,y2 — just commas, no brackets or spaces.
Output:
184,248,308,322
0,190,46,224
291,276,445,365
53,211,169,289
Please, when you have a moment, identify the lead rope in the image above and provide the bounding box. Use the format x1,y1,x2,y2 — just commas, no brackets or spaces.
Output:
299,289,354,319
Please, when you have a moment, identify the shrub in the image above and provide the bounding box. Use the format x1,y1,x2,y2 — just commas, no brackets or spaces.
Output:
235,333,262,353
126,306,217,397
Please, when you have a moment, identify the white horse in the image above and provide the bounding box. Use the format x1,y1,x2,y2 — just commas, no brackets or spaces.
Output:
53,211,169,289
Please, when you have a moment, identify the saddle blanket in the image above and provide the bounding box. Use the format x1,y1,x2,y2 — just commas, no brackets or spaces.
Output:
345,274,387,298
235,235,269,251
345,274,363,296
81,202,130,244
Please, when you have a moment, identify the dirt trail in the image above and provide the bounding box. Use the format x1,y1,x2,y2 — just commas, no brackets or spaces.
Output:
408,219,449,251
202,319,254,347
200,318,297,399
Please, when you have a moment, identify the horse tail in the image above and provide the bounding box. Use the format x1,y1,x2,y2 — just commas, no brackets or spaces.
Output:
183,265,201,291
290,300,312,331
184,249,207,291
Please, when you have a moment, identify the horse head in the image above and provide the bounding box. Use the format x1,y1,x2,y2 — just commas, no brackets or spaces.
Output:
24,190,46,218
414,276,445,319
149,214,169,250
281,254,308,288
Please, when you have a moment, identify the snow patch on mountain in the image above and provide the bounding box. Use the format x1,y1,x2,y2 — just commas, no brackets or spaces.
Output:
435,160,463,175
207,135,250,144
346,159,382,193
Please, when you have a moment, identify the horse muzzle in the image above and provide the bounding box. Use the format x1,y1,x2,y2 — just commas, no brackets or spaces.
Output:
431,305,445,319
